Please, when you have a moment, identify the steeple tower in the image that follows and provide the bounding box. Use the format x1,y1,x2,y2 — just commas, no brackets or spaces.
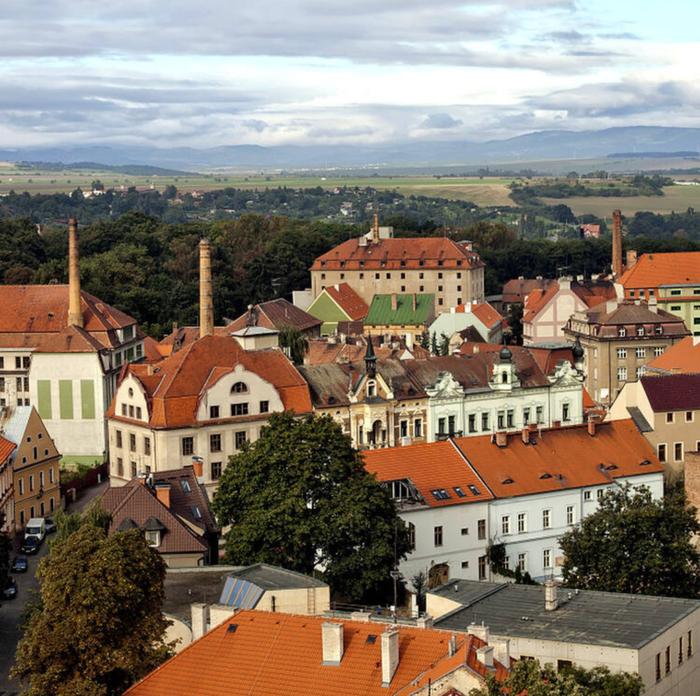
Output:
364,335,377,377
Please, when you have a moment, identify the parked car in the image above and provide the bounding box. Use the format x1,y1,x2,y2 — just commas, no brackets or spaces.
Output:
2,578,17,600
11,556,28,573
44,517,57,534
20,535,41,555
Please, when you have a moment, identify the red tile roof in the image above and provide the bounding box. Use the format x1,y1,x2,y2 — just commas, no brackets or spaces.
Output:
365,421,662,504
502,278,553,305
364,440,494,508
227,299,321,334
125,611,507,696
640,374,700,412
0,436,16,464
325,283,369,321
620,251,700,289
523,280,616,323
455,302,503,331
311,238,484,271
645,336,700,374
101,483,207,555
111,335,312,429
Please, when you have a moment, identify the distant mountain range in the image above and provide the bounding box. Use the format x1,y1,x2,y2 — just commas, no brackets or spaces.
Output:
3,126,700,171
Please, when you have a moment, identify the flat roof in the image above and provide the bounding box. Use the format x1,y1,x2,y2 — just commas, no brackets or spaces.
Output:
433,579,700,650
229,563,328,591
163,567,244,622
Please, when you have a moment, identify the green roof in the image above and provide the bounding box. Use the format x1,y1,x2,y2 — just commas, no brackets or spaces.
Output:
365,294,434,327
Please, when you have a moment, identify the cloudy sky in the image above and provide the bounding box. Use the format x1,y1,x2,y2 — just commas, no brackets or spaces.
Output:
1,0,699,148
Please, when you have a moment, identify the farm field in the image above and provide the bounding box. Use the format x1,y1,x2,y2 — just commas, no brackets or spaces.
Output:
0,163,517,207
542,184,700,217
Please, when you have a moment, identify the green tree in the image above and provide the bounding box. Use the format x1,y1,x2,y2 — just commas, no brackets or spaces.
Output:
430,332,438,356
439,332,450,356
560,485,700,597
419,330,430,350
12,514,172,696
469,658,643,696
278,325,309,365
411,571,427,614
213,412,410,601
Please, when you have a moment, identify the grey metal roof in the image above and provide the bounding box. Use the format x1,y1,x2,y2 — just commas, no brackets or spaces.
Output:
433,579,700,650
228,563,328,591
627,406,653,433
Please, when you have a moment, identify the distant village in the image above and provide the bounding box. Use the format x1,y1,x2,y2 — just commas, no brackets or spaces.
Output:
2,207,700,695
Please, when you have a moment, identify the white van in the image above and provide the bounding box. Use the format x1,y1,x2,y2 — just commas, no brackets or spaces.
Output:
24,517,46,542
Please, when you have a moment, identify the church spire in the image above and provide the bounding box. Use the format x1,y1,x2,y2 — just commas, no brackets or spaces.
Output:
364,335,377,377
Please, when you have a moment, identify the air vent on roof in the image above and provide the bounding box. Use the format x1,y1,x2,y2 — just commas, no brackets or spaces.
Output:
366,634,377,644
227,624,238,633
539,472,552,479
502,477,514,485
640,459,652,466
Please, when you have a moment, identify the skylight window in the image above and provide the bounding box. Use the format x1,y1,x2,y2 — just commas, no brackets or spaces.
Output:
181,480,192,493
467,484,481,496
191,505,202,519
453,486,466,498
431,489,451,500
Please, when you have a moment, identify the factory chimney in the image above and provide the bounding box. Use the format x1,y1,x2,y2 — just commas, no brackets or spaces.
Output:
199,239,214,338
67,217,83,328
611,209,623,278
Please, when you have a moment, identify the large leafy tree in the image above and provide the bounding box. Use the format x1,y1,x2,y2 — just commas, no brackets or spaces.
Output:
213,412,410,601
278,325,309,365
560,485,700,597
12,510,172,696
470,659,643,696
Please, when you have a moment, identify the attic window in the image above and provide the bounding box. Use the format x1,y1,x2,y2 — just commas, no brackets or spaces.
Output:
419,260,425,267
328,395,336,404
431,489,451,500
191,505,202,519
181,480,192,493
605,464,618,471
502,477,514,485
400,260,406,267
340,261,345,268
457,260,462,266
453,486,466,498
640,459,652,466
231,381,248,394
539,472,552,479
366,635,377,644
227,624,238,634
467,484,480,496
145,530,161,547
437,260,443,266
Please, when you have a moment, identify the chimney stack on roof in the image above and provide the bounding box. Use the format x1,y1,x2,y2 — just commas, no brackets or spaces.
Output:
199,238,214,339
381,627,400,686
544,580,558,611
476,645,495,669
612,209,623,278
321,622,344,665
587,416,597,437
67,217,83,328
412,293,417,311
468,623,490,643
154,482,171,509
190,457,204,479
491,638,510,666
391,293,398,312
626,249,637,270
495,431,508,448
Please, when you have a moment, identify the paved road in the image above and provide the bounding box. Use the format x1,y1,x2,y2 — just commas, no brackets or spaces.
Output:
0,540,48,692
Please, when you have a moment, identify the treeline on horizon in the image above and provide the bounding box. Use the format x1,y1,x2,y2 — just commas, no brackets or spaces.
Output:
2,212,699,339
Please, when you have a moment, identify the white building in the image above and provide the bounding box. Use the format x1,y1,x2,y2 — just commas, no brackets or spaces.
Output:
428,301,504,348
430,580,700,696
364,419,664,587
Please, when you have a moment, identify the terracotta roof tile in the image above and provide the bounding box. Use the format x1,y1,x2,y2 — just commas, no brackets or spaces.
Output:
467,302,503,330
640,374,700,411
227,299,321,333
645,336,700,374
311,237,484,272
0,435,16,463
125,611,502,696
502,278,553,304
620,251,700,288
325,283,369,321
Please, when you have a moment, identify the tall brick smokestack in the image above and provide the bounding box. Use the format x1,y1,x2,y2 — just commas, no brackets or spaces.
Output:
612,209,623,278
67,217,83,328
199,238,214,338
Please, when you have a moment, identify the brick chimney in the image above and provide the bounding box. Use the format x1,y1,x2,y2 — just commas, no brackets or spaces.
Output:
321,622,344,665
545,579,558,611
587,416,597,437
190,458,203,478
199,238,214,339
612,209,623,278
626,249,637,270
155,482,171,508
412,293,417,311
495,431,508,448
67,218,83,328
390,293,398,312
381,627,400,686
521,427,530,445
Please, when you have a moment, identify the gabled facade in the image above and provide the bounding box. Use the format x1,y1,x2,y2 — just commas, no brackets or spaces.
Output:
306,283,369,335
0,405,62,532
226,299,322,338
107,334,312,493
364,420,664,586
429,302,505,349
364,293,435,340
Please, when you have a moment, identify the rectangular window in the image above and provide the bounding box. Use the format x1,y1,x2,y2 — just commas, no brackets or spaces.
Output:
259,400,270,413
128,405,134,418
536,406,544,424
517,553,526,572
617,367,627,382
116,430,123,448
481,412,489,431
584,490,592,501
438,417,446,435
666,646,671,674
235,431,247,449
617,348,627,359
478,555,487,581
209,405,219,419
181,437,194,456
461,527,469,536
211,461,222,480
210,433,222,452
655,346,664,357
37,380,52,420
517,512,527,533
15,356,21,369
414,419,422,438
523,408,530,425
688,630,693,657
636,347,646,359
136,407,142,420
80,380,95,419
49,467,54,484
566,505,575,526
18,478,24,496
448,415,456,434
658,443,667,462
29,475,34,492
58,380,73,419
680,636,684,665
144,437,151,456
121,403,127,416
501,515,510,535
675,442,684,462
231,403,249,416
656,653,662,681
477,519,486,540
497,411,505,429
686,411,694,423
117,458,124,477
468,414,476,433
461,561,469,569
667,412,674,423
562,404,570,422
542,509,551,529
129,433,136,452
543,549,552,569
506,410,514,428
434,526,443,547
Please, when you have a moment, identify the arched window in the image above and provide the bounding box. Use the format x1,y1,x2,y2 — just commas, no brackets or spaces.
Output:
502,371,508,384
231,381,248,394
367,380,377,397
128,387,134,397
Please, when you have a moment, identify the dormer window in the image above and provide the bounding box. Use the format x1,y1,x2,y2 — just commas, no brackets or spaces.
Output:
231,382,248,394
618,328,626,337
145,530,160,547
367,380,377,397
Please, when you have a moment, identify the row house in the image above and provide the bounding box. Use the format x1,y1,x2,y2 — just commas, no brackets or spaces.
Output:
310,216,485,314
563,299,689,406
364,419,663,587
0,219,144,464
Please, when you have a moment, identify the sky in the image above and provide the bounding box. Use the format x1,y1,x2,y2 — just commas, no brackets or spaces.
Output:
1,0,699,149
